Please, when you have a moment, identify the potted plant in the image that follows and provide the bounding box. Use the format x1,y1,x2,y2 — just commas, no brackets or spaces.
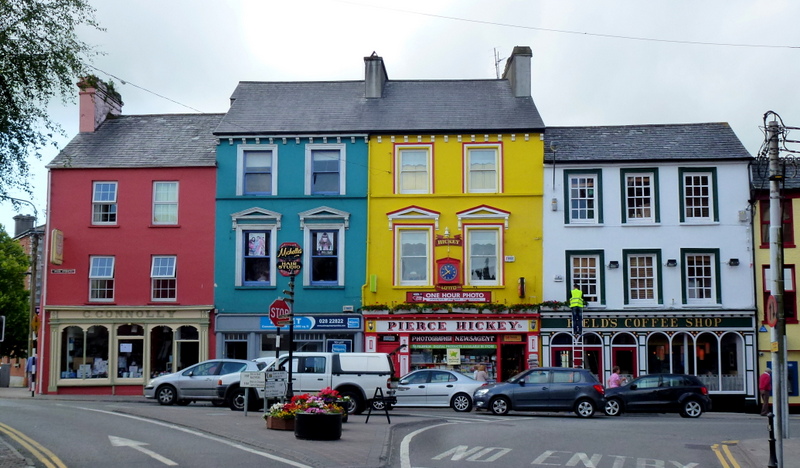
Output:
538,300,568,311
452,302,480,314
392,303,420,314
508,303,538,313
264,401,298,431
360,304,391,314
292,388,348,440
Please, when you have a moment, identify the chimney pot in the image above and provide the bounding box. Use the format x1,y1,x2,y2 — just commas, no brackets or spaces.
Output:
502,46,532,98
364,52,388,99
78,76,123,132
13,214,35,238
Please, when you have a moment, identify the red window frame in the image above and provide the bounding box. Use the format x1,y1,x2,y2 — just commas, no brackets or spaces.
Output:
759,199,795,248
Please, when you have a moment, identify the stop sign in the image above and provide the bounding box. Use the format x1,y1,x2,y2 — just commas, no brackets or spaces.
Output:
269,298,292,327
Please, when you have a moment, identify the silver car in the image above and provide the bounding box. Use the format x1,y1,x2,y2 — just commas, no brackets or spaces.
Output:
392,369,487,412
144,359,257,406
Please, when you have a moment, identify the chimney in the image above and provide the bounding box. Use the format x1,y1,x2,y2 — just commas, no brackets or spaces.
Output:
501,46,532,98
364,52,388,99
13,214,35,237
78,76,123,133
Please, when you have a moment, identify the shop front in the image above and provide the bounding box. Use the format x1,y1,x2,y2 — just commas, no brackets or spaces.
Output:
43,306,213,395
215,313,363,358
363,313,540,381
540,310,757,406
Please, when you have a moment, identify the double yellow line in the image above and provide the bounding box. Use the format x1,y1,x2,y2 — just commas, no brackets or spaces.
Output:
712,441,741,468
0,422,67,468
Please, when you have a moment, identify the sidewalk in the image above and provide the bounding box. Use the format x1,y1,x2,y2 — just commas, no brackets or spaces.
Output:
0,385,414,468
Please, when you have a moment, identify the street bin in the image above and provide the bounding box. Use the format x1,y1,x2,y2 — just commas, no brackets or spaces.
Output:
0,364,10,387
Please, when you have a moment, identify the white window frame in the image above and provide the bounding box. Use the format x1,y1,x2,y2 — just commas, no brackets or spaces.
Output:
151,256,177,301
305,144,346,195
464,226,501,286
89,256,115,302
680,168,716,223
152,181,179,225
396,227,432,286
622,170,656,224
683,251,718,305
237,145,278,196
625,252,659,305
396,145,432,194
565,171,601,225
568,252,602,305
237,227,277,287
303,224,345,286
464,144,501,194
92,181,118,225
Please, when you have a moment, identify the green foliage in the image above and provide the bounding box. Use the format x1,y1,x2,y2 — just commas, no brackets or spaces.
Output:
0,225,31,357
0,0,103,198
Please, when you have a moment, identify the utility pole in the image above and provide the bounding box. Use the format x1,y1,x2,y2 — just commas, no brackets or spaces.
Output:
767,118,787,466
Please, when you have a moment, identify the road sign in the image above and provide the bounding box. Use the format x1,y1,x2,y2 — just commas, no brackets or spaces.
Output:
277,242,303,277
240,371,266,388
269,298,292,327
766,295,778,327
265,371,288,380
264,380,286,397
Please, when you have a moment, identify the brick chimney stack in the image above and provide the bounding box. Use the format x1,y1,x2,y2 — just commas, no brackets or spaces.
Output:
364,52,388,99
78,77,123,133
502,46,532,98
13,214,35,237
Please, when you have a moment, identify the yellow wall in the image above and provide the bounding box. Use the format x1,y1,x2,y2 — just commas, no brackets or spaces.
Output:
754,196,800,402
364,133,544,309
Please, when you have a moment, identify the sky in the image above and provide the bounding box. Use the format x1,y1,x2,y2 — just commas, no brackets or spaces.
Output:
3,0,800,234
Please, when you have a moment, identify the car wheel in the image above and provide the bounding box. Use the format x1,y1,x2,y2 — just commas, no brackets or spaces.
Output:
604,398,622,416
574,398,596,418
156,385,177,405
228,387,247,411
680,399,703,418
338,390,363,415
211,399,226,407
451,393,473,412
176,399,191,406
489,396,510,415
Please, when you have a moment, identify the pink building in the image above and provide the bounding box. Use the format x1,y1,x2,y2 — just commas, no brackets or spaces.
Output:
38,79,221,395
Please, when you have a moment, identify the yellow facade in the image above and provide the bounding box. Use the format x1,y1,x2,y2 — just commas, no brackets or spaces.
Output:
363,132,544,309
754,195,800,404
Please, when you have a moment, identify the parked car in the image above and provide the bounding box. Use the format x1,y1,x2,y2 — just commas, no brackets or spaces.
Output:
388,369,486,412
472,367,605,418
216,356,278,411
603,373,712,418
144,359,257,406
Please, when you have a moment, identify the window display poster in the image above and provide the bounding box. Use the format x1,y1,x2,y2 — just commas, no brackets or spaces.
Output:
446,348,461,365
120,343,133,353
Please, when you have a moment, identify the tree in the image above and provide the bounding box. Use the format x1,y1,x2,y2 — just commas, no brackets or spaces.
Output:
0,224,31,357
0,0,102,200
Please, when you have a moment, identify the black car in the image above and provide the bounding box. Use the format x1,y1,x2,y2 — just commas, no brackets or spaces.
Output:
472,367,606,418
603,373,712,418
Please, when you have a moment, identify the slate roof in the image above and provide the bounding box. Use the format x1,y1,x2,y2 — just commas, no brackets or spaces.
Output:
750,159,800,190
47,114,224,169
544,123,752,163
214,80,545,135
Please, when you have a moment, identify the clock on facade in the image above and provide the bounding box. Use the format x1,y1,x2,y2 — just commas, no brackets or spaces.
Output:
436,258,461,285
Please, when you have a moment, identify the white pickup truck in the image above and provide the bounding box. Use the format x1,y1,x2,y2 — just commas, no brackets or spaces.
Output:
217,352,397,413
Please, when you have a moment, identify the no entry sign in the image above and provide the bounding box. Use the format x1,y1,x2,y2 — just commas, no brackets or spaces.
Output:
269,298,292,327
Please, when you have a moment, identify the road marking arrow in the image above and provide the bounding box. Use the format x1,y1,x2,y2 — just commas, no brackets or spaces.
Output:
109,435,178,466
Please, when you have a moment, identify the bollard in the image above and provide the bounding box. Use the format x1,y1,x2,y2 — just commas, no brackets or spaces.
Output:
767,412,778,468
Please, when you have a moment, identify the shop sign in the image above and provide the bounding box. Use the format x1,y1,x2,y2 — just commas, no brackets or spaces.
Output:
503,335,523,342
411,344,497,349
435,234,462,246
378,319,529,333
411,335,495,343
446,349,461,365
276,242,303,277
260,314,361,331
541,316,752,330
406,291,491,303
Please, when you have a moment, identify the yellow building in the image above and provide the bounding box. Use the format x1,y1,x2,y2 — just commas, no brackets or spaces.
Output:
360,47,546,380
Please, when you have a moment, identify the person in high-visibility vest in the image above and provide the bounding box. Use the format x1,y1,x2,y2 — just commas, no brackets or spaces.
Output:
569,285,585,334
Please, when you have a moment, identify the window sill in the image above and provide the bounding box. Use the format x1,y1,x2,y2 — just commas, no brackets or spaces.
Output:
149,224,181,228
86,301,116,305
304,285,345,289
88,224,120,228
236,285,276,290
147,301,179,305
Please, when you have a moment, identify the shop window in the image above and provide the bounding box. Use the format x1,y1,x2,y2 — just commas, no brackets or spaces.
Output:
670,332,696,375
59,325,109,379
117,324,144,378
89,256,115,301
152,181,178,225
759,199,794,248
92,181,117,224
646,334,670,374
564,170,602,225
621,169,658,224
679,168,718,223
465,145,500,193
466,227,500,286
719,333,744,391
150,326,174,377
567,250,603,305
682,249,720,305
396,145,431,194
306,145,345,195
175,325,199,371
151,256,177,301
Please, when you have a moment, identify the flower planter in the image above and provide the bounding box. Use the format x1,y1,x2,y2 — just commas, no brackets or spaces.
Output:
266,416,295,431
294,412,342,440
